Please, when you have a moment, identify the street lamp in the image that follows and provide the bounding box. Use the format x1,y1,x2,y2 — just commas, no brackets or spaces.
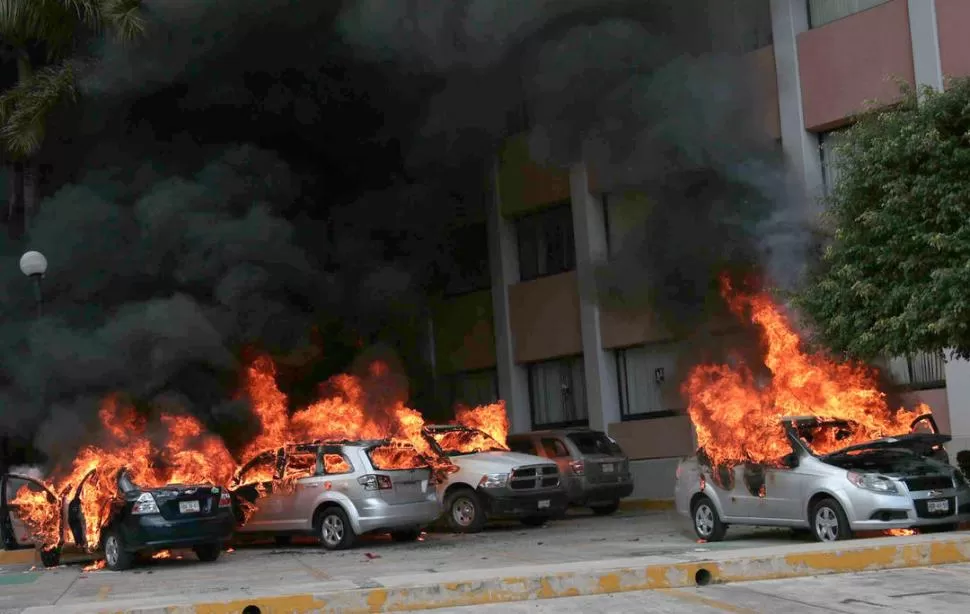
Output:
19,250,47,317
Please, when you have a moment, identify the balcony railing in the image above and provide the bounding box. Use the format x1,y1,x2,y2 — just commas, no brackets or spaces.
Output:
884,351,947,390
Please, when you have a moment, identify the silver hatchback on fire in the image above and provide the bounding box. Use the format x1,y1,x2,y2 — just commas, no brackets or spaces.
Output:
674,414,970,542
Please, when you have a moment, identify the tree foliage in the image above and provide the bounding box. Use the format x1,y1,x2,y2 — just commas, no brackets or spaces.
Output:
796,78,970,360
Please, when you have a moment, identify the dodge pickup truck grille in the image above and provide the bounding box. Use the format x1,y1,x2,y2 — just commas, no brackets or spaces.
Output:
510,465,560,490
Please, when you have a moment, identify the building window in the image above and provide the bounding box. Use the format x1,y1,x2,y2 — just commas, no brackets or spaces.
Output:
819,129,847,196
616,342,684,420
448,368,499,409
882,352,947,390
808,0,890,29
516,203,576,281
442,222,490,296
528,356,588,428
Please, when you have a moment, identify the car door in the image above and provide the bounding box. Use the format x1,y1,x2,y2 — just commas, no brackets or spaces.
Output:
756,443,818,522
277,447,326,530
1,473,60,550
65,469,96,550
231,448,289,530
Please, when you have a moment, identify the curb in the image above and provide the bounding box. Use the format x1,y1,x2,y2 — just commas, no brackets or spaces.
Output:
0,548,34,565
32,532,970,613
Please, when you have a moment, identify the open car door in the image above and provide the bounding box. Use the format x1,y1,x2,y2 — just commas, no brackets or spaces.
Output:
910,413,949,463
1,473,64,566
229,448,285,526
65,469,96,551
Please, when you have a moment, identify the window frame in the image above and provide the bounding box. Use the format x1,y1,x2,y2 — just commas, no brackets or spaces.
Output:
807,0,891,29
527,355,590,430
515,202,577,282
615,342,686,422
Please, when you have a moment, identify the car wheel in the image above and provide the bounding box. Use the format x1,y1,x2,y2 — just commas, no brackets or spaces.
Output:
274,535,292,547
102,530,134,571
316,506,356,550
193,544,221,562
520,515,549,527
39,547,61,568
691,495,727,542
390,528,422,542
590,500,621,516
811,498,853,542
445,488,487,533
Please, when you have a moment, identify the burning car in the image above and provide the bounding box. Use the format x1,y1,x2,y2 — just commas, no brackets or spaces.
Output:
230,439,441,550
2,467,234,570
422,425,567,532
674,414,970,542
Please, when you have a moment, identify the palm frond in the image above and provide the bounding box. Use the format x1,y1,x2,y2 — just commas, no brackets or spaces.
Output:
101,0,144,43
0,62,77,158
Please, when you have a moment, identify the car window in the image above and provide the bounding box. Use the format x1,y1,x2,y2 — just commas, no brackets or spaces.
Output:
237,451,279,485
507,437,535,455
285,451,320,480
567,432,624,456
540,438,571,458
324,453,353,475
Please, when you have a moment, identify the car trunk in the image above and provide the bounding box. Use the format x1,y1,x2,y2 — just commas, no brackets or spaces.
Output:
566,432,629,485
149,485,222,521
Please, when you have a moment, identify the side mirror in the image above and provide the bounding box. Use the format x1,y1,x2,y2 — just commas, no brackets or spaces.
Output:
782,453,799,468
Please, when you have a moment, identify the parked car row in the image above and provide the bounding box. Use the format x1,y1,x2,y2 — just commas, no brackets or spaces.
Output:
0,427,635,570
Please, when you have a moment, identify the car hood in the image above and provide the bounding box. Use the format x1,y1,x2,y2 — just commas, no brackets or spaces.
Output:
821,443,953,476
822,432,949,460
450,451,555,470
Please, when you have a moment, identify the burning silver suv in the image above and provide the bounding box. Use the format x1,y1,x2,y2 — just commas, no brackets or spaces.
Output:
230,440,441,550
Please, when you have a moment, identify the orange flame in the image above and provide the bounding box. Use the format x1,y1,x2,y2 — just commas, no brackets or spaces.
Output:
152,550,172,559
684,277,928,467
454,402,509,448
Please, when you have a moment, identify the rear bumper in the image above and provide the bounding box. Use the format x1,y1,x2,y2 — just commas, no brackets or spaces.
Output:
355,496,442,534
117,511,235,552
566,478,634,505
478,488,569,518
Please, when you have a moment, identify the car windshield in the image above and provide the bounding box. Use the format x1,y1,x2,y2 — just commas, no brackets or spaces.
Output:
429,427,507,456
567,432,623,456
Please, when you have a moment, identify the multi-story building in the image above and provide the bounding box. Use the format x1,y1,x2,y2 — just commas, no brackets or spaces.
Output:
429,0,970,502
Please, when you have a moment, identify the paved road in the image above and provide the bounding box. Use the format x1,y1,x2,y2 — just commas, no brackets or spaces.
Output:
415,563,970,613
0,509,804,611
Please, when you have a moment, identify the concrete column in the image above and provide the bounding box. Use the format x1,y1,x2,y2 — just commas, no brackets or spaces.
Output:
908,0,944,92
944,358,970,460
569,163,620,432
770,0,824,194
487,163,531,434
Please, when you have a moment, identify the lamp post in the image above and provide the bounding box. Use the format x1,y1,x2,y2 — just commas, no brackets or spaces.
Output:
19,250,47,317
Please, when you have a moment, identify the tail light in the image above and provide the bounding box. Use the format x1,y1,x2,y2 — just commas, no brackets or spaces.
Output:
219,490,232,508
132,492,159,515
569,460,585,475
357,474,393,491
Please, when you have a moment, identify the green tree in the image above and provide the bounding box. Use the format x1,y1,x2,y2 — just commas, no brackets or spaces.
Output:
0,0,143,235
796,78,970,360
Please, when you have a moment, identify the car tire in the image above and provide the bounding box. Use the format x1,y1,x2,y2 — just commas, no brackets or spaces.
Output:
810,498,853,542
445,488,487,534
102,529,134,571
39,547,61,568
691,495,727,542
193,544,221,562
520,515,550,527
390,528,422,542
316,506,356,550
590,500,621,516
274,535,292,547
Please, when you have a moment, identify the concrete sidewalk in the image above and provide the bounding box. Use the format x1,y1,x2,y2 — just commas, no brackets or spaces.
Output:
17,531,970,613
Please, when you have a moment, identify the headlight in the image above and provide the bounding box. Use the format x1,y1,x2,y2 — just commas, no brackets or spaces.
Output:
478,473,509,489
847,471,900,495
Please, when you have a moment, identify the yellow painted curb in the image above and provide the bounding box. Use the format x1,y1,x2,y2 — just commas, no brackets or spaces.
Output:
89,534,970,614
0,548,35,565
619,498,674,511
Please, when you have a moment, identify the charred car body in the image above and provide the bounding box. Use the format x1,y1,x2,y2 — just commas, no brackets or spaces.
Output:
422,425,568,532
674,414,969,542
1,468,234,570
230,440,441,550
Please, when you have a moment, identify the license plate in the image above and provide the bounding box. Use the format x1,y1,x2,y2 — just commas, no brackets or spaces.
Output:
396,481,419,492
537,499,550,509
602,463,614,473
927,499,949,513
179,500,200,514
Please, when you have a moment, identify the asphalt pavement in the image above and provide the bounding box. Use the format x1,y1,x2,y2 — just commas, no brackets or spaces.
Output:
410,563,970,613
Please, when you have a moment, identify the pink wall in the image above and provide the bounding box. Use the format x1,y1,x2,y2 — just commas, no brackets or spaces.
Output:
508,272,583,363
937,0,970,81
797,0,914,131
900,387,950,435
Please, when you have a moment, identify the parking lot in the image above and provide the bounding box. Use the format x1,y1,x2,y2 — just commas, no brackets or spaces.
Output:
0,508,808,611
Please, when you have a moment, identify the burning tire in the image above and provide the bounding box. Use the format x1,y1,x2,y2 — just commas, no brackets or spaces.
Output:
810,498,852,542
590,500,620,516
445,488,486,533
691,495,726,542
316,506,356,550
193,544,221,562
39,547,61,568
102,529,134,571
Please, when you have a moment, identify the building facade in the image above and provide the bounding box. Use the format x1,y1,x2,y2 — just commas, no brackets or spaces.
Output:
430,0,970,501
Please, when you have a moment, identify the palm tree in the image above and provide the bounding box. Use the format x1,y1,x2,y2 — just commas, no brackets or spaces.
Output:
0,0,144,236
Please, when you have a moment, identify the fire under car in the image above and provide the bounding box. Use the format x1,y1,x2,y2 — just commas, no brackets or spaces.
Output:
674,414,970,542
1,468,235,570
229,440,441,550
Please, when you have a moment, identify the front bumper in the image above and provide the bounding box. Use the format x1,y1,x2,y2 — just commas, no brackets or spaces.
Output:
477,487,568,518
117,511,235,552
355,496,442,534
844,485,970,531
